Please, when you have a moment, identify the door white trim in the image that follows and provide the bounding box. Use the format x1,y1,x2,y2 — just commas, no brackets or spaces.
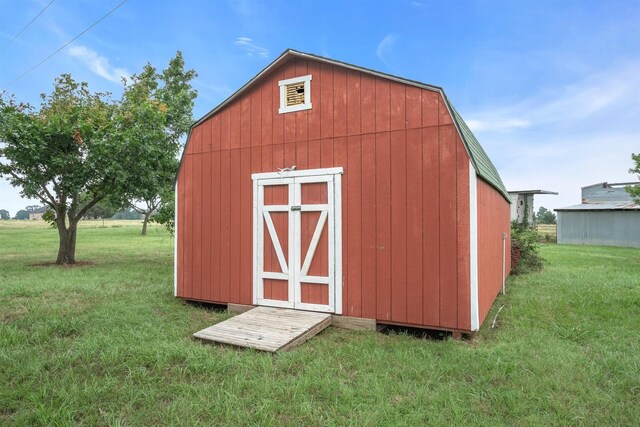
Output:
333,173,342,315
252,167,343,314
252,167,343,181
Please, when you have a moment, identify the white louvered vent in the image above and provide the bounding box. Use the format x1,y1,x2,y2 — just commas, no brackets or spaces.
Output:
286,82,305,107
279,75,312,114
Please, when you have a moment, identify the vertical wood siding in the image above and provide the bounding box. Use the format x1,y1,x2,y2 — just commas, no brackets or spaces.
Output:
177,57,499,331
477,178,511,326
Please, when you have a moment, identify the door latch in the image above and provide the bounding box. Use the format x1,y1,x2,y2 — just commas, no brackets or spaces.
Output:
290,205,301,211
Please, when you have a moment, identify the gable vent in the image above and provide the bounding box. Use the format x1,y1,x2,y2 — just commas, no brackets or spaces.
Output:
279,74,312,114
286,82,305,107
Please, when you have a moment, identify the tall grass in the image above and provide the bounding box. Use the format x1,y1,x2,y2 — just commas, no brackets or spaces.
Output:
1,224,639,425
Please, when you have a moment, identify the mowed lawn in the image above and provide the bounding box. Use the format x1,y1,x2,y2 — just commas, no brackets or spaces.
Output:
1,221,639,425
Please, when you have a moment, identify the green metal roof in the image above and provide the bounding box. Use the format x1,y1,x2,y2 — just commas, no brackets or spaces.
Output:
446,102,510,201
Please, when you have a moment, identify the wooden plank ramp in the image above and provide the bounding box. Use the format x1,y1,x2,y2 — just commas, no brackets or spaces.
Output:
193,306,332,352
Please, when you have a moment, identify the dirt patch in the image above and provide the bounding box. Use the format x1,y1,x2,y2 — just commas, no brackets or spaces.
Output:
2,305,29,323
30,260,94,268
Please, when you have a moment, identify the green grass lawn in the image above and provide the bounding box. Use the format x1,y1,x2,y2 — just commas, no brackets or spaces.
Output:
1,222,639,425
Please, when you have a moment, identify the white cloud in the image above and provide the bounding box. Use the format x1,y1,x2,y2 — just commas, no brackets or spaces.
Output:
466,118,530,132
194,79,232,95
496,132,639,211
376,34,399,67
234,37,269,58
462,61,640,212
67,45,130,83
467,61,640,131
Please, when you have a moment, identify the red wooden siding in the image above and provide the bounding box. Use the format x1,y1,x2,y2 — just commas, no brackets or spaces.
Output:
177,56,500,331
477,178,511,326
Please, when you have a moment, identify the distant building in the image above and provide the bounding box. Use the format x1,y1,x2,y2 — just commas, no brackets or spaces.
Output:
508,190,558,225
555,182,640,248
28,207,48,220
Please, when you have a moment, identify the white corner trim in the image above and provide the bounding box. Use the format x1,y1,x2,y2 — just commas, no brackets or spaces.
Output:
278,74,312,114
469,161,479,331
174,181,178,297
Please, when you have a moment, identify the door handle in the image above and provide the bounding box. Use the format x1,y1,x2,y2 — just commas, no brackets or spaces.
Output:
291,206,301,211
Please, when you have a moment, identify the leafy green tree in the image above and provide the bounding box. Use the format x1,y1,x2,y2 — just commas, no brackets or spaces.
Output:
0,75,130,264
626,153,640,203
536,206,556,224
111,208,143,220
83,201,117,219
150,187,175,235
0,209,10,220
511,223,544,274
113,52,196,235
13,210,28,220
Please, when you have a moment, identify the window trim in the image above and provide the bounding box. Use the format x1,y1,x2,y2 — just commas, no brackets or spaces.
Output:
278,74,312,114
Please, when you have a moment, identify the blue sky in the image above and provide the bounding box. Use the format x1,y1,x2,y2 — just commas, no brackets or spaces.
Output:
1,0,639,216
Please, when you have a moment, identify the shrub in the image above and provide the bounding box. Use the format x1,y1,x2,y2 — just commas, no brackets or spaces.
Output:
511,224,544,274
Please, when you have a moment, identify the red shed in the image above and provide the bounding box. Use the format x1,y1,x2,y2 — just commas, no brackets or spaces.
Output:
175,49,511,334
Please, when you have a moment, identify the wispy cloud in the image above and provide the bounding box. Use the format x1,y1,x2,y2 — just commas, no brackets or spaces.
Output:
227,0,251,16
497,132,640,208
194,79,232,96
234,37,269,58
467,61,640,132
67,45,129,83
376,34,398,67
466,118,530,132
463,61,640,210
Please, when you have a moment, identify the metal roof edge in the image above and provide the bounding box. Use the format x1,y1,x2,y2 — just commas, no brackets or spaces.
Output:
555,203,640,212
508,190,559,195
443,96,510,203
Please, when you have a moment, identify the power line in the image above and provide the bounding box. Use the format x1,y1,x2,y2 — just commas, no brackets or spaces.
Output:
0,0,57,53
1,0,130,90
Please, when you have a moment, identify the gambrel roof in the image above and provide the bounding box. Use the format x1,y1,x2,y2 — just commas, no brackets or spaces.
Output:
180,49,509,201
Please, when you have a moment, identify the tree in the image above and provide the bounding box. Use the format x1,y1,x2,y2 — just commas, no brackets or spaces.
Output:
536,206,556,224
626,153,640,204
150,187,175,234
13,210,28,220
0,209,10,220
111,208,143,220
83,201,116,219
0,75,130,264
113,52,196,235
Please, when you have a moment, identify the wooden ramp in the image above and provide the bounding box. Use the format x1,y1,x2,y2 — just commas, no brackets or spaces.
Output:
193,307,332,352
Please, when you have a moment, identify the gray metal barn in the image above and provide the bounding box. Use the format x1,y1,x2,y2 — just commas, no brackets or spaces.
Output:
555,182,640,248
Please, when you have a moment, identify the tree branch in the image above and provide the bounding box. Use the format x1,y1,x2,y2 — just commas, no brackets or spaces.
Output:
75,193,105,222
5,169,58,208
129,203,146,215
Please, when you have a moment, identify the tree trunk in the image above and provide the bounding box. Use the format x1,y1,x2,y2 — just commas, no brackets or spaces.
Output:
141,212,151,236
56,217,78,265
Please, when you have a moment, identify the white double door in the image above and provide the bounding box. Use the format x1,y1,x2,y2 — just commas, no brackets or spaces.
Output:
252,168,342,314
